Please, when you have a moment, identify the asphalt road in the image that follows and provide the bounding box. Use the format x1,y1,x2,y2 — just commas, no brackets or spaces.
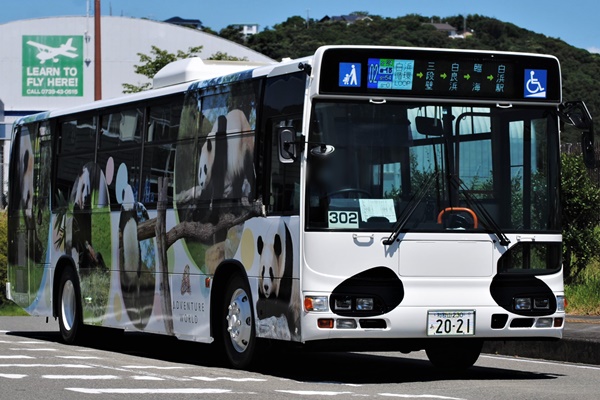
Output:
1,316,600,400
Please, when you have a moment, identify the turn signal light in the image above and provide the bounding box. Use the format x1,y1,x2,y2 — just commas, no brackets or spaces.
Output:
318,319,334,329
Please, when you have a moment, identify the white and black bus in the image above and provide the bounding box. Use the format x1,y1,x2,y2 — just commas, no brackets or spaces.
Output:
7,45,593,369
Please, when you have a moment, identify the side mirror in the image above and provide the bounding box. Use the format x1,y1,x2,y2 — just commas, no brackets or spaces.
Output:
559,101,596,169
559,101,593,130
278,127,298,163
582,131,596,169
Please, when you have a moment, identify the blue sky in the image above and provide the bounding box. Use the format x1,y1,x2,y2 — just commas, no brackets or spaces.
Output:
2,0,599,53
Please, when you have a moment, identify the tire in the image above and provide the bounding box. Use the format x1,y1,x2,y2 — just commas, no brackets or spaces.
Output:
58,268,83,344
219,274,257,369
425,339,483,370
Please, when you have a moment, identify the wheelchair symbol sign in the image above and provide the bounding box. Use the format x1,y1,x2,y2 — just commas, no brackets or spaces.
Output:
524,69,547,98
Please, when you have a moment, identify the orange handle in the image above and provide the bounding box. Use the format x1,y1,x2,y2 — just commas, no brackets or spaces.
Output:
437,207,478,228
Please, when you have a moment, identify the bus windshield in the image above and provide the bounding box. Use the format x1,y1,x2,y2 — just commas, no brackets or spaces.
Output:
306,100,560,234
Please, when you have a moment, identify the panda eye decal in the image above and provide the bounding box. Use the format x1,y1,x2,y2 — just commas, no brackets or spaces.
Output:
203,164,208,174
23,150,30,171
257,236,264,255
274,234,282,257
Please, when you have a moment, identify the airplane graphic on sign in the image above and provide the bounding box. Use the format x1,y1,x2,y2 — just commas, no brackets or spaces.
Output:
26,38,78,64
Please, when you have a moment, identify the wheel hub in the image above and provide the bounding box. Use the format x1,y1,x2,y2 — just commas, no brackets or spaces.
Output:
226,288,252,353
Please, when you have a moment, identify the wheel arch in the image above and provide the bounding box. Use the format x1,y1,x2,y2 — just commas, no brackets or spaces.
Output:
209,259,251,339
52,255,78,319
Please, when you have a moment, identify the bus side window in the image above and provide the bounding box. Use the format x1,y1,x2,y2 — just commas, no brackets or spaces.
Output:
261,72,306,216
141,142,177,206
141,99,183,208
55,116,98,210
269,119,301,215
98,108,143,208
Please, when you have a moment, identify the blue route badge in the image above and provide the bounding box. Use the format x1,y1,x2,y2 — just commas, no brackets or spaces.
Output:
339,62,361,87
524,69,547,98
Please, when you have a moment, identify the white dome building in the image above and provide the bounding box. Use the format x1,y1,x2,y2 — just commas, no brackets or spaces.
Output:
0,16,275,203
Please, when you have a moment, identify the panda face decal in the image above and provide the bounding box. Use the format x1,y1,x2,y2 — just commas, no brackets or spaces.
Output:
257,232,283,298
197,138,213,192
74,167,91,210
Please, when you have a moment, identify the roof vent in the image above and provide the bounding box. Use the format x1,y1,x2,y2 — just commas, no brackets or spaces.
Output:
152,57,265,89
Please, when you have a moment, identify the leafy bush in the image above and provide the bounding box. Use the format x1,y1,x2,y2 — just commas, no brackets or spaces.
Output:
561,154,600,284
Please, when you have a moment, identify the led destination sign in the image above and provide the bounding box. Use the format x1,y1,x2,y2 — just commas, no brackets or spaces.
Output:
321,48,560,102
365,57,511,97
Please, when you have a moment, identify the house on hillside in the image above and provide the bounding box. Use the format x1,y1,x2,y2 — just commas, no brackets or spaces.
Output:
163,16,203,29
428,23,458,36
320,15,373,25
231,24,260,39
426,22,471,39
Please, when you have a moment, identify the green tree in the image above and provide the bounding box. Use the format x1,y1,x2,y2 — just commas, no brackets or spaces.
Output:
219,25,246,44
561,153,600,283
208,52,248,61
122,45,203,93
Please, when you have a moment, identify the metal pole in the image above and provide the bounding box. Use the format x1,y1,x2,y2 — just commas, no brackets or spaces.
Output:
94,0,102,100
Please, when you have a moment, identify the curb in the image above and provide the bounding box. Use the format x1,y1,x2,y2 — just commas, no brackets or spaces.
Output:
483,337,600,365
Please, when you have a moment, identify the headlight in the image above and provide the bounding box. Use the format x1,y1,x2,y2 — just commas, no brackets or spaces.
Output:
514,297,532,311
556,295,566,312
534,298,549,309
334,297,352,311
304,296,329,312
356,298,374,311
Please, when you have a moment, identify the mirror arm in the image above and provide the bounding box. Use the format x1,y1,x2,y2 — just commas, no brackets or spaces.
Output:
283,141,298,161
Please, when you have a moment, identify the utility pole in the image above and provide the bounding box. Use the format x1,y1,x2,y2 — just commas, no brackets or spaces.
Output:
94,0,102,100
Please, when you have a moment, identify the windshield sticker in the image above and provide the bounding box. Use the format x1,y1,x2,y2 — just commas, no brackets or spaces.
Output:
359,199,397,223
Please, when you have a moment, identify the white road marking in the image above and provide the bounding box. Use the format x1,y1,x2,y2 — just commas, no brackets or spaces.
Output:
0,373,27,379
190,376,267,382
480,355,600,371
43,375,119,380
56,356,102,360
9,348,56,351
380,394,466,400
276,390,354,396
0,355,35,359
0,364,93,368
132,376,165,381
121,365,186,370
0,340,44,344
15,341,47,344
66,388,234,394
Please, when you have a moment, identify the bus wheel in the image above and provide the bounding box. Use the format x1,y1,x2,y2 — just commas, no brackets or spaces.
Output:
221,274,256,369
58,268,83,344
425,339,483,370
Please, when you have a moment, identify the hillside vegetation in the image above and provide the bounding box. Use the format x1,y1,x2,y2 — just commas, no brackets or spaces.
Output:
221,13,600,143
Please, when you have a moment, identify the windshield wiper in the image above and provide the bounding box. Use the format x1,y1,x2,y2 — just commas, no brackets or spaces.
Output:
383,170,439,245
448,175,510,246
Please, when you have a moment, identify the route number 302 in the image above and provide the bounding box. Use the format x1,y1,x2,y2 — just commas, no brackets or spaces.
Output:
328,211,359,228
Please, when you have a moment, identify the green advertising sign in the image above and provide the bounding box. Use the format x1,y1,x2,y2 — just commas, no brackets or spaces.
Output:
22,35,84,97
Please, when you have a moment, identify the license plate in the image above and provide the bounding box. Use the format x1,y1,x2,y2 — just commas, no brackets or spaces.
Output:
427,310,475,336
